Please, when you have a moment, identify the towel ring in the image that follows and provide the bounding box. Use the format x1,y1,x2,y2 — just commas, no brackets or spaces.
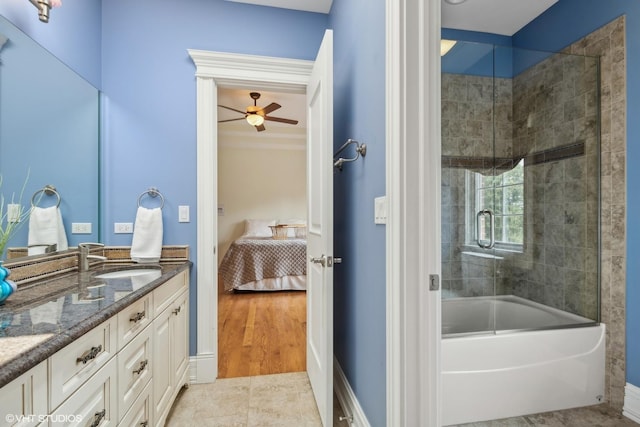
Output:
31,185,61,208
137,187,165,209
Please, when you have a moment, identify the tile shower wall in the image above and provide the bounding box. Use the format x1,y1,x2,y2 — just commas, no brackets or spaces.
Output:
510,50,600,321
569,16,627,411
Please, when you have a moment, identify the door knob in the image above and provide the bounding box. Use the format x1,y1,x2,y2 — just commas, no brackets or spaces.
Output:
310,255,326,267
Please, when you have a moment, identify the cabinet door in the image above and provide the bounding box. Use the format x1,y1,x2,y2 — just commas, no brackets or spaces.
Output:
152,305,173,426
171,290,189,389
50,357,117,427
0,361,47,427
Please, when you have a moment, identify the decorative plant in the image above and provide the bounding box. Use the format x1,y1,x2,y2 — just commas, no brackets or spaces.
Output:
0,172,32,260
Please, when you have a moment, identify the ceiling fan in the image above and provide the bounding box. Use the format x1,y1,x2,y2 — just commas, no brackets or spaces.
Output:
218,92,299,132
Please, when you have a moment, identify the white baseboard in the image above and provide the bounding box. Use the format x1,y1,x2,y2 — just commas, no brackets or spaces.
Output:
188,353,217,384
334,357,371,427
624,382,640,423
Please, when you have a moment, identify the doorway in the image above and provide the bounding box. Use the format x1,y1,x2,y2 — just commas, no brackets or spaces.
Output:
215,86,309,378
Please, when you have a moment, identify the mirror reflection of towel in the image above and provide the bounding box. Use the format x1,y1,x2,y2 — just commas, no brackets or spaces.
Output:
130,207,163,263
30,297,65,325
27,206,68,255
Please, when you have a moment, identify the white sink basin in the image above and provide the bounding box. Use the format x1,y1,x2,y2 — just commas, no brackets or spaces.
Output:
95,269,161,279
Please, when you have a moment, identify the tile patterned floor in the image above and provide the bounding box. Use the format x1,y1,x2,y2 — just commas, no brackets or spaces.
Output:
166,372,348,427
451,403,640,427
167,372,640,426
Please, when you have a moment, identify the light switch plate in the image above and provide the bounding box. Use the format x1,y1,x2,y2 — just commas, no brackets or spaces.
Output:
374,196,387,224
179,205,190,223
7,204,20,223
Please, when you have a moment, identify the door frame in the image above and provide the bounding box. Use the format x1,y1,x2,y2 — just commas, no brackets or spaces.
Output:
188,49,314,383
385,0,442,426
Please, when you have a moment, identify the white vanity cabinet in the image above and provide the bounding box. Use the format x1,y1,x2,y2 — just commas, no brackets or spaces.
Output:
152,273,189,427
0,361,47,427
0,267,190,427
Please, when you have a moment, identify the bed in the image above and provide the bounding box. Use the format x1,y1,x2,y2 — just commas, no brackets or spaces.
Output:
219,220,307,291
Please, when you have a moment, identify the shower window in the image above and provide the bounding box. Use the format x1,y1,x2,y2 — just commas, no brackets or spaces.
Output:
466,159,524,251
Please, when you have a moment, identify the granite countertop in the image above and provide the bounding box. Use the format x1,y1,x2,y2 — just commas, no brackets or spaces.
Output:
0,261,191,388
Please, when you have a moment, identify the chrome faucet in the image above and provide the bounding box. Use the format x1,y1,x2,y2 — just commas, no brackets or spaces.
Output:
78,242,107,272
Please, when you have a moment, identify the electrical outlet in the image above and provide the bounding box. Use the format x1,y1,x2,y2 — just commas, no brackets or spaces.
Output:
114,222,134,234
71,223,92,234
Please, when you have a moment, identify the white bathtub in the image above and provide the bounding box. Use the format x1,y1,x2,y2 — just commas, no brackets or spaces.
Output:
442,295,605,425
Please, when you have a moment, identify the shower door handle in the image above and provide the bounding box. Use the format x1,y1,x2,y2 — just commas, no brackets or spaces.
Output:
476,209,495,249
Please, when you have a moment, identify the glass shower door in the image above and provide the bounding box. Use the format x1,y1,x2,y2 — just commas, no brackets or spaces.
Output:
441,40,500,336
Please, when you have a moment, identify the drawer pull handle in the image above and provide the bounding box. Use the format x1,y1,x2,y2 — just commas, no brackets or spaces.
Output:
133,359,148,375
129,311,146,323
88,409,106,427
76,345,102,365
172,306,181,315
140,421,148,427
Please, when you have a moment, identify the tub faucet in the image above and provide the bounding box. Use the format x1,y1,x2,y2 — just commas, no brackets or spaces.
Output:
78,242,107,272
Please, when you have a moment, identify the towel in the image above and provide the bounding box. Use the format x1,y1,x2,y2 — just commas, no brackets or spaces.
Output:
130,207,163,263
27,206,68,256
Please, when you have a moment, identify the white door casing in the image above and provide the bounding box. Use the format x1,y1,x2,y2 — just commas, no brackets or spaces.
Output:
306,29,334,427
386,0,442,426
188,50,313,384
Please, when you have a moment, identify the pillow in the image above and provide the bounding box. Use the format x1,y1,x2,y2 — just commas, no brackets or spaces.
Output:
243,219,276,238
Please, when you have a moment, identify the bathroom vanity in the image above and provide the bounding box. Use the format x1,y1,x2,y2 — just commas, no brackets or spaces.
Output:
0,260,191,427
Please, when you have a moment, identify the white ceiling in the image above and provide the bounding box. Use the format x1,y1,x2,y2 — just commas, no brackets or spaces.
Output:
442,0,558,36
224,0,333,14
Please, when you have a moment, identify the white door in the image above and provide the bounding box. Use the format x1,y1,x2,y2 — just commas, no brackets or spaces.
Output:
306,29,334,427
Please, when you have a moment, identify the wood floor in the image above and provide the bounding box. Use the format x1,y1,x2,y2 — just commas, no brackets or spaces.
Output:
218,283,307,378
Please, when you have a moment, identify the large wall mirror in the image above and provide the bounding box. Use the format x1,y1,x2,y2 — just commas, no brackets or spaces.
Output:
0,14,100,259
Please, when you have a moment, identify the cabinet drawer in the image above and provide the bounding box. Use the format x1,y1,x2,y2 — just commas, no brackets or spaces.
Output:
0,361,47,427
119,380,152,427
50,356,117,427
118,324,152,422
153,272,187,315
117,293,153,350
49,317,117,411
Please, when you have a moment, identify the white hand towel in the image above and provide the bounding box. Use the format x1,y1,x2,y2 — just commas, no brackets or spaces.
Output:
27,206,68,256
130,207,163,263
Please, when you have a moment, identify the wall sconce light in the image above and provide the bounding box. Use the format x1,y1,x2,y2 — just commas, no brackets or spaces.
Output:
28,0,62,23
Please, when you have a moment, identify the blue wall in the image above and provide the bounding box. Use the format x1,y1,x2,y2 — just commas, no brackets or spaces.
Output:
100,0,328,356
513,0,640,390
329,0,386,425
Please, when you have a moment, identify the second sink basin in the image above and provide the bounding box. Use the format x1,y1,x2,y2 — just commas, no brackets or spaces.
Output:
95,269,161,279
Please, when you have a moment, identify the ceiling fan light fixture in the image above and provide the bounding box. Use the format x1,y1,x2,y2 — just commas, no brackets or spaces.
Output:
246,113,264,126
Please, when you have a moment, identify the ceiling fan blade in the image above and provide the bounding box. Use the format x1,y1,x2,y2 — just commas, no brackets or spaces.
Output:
264,116,299,125
259,102,281,115
218,117,246,123
218,104,247,115
256,124,266,132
